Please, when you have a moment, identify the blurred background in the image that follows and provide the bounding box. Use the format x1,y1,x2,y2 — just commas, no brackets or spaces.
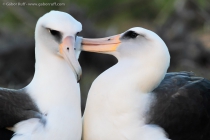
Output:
0,0,210,112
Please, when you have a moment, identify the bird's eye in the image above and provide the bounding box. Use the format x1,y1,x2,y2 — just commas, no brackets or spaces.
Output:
75,32,80,40
48,28,62,42
130,32,138,38
49,29,60,36
123,31,139,39
76,32,80,36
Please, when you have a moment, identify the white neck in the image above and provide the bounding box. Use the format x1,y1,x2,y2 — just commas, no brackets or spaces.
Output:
100,57,167,93
120,57,167,93
26,42,80,112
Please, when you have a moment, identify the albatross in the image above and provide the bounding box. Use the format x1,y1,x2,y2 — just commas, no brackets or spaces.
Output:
81,27,210,140
0,11,82,140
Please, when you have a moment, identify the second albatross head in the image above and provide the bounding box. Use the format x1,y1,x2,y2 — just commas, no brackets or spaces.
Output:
35,11,82,82
81,27,170,71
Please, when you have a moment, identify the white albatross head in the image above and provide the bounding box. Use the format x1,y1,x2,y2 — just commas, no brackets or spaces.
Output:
81,27,170,71
35,10,82,82
81,27,170,61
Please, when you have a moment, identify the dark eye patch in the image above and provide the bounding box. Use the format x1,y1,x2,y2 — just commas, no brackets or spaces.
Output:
122,31,144,39
48,29,62,43
75,32,80,40
76,32,80,36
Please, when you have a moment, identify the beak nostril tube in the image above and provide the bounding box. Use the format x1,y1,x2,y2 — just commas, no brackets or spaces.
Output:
67,47,69,51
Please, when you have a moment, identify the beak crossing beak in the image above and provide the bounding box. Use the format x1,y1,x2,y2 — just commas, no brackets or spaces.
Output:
81,34,121,52
59,36,82,82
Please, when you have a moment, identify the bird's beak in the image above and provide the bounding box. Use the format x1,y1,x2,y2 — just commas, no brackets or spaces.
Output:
59,36,82,82
81,34,121,52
